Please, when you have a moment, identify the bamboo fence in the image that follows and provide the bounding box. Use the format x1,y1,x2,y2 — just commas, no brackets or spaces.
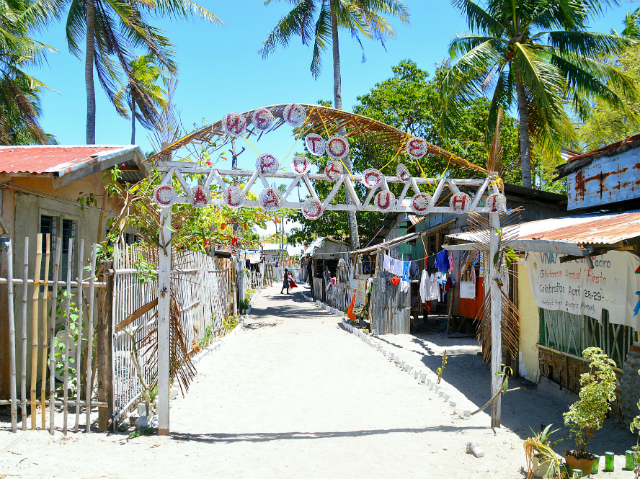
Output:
1,236,104,434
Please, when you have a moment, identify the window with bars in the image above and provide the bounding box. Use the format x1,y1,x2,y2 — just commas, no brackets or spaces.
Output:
538,308,635,369
40,215,76,283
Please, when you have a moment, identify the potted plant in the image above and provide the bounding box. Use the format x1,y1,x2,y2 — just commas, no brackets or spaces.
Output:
523,424,563,478
562,347,617,476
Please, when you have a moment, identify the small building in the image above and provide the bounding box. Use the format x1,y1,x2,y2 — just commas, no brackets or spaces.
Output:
302,237,349,305
446,136,640,425
365,184,568,334
0,145,148,398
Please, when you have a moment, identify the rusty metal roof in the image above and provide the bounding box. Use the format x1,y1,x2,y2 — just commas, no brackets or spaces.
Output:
556,133,640,179
0,145,128,175
0,145,148,187
448,209,640,246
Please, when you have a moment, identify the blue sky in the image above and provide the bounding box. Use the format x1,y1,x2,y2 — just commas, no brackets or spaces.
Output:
29,0,638,235
32,1,638,157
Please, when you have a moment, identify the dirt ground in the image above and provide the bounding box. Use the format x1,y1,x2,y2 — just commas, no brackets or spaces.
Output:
0,284,636,478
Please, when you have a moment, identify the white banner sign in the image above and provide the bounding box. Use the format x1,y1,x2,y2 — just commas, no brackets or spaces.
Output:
526,251,640,328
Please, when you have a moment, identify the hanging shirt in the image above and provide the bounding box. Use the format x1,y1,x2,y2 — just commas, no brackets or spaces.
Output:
383,255,392,272
435,250,449,273
430,274,440,301
409,261,420,280
420,270,429,303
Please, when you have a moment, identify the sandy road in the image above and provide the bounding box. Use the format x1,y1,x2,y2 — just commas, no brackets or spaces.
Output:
0,284,634,478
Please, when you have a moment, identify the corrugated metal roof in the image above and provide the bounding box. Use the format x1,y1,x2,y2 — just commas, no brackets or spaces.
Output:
556,133,640,179
448,209,640,246
0,145,127,174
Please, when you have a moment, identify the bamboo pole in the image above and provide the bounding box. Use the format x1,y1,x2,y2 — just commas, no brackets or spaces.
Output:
30,234,42,429
75,240,84,433
7,239,17,433
41,234,50,429
21,237,28,430
86,243,97,433
49,237,62,435
63,238,73,435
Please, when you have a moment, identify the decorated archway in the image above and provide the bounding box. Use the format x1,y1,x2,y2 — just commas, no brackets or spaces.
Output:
150,103,506,434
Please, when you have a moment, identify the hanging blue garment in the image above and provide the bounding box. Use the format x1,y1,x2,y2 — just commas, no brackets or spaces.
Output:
402,261,410,282
435,250,450,273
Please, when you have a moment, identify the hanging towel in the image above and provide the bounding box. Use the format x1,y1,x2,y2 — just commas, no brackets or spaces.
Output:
448,251,454,274
402,261,410,282
400,280,410,293
435,250,449,273
393,260,403,276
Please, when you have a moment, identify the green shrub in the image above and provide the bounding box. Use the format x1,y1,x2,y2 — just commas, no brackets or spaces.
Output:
563,347,617,454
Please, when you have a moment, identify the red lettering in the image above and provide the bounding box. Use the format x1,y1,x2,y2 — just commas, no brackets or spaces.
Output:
452,194,467,212
378,192,391,209
192,187,207,206
309,137,322,154
408,138,425,158
227,189,240,207
328,138,346,157
255,111,268,129
226,115,242,134
489,196,498,212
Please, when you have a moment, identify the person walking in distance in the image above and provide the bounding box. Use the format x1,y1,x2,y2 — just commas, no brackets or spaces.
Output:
280,268,290,294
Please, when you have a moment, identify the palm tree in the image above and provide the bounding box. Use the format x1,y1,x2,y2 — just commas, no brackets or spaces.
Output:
619,8,640,39
0,0,56,145
114,54,167,144
62,0,222,144
441,0,636,188
261,0,410,249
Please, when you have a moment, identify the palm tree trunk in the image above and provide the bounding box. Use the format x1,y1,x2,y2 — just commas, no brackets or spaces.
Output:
331,3,360,250
514,74,532,188
130,94,136,144
85,0,96,144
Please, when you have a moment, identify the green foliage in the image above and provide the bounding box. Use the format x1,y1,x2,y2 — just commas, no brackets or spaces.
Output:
114,54,168,141
0,0,57,145
133,251,157,284
222,314,241,333
563,347,617,454
628,369,640,477
523,424,565,478
442,0,637,187
436,350,448,384
289,60,522,245
101,155,274,257
50,288,86,397
577,46,640,151
260,0,410,80
238,298,250,311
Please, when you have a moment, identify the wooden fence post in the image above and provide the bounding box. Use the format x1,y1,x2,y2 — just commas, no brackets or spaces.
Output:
96,260,113,432
489,212,502,428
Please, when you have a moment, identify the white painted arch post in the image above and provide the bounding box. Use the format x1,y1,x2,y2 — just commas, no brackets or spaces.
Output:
489,212,502,428
158,143,172,435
